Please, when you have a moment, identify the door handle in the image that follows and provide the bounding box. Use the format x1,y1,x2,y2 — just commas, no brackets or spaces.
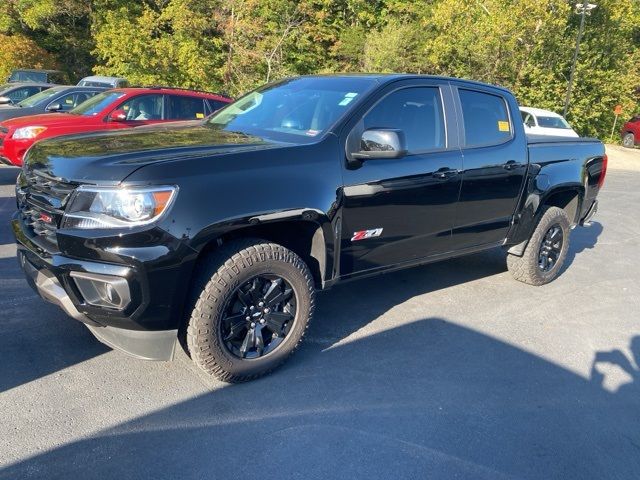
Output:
502,161,522,171
433,168,459,180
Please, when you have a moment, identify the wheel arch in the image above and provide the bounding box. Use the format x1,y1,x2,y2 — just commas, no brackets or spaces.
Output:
507,184,584,256
189,211,335,290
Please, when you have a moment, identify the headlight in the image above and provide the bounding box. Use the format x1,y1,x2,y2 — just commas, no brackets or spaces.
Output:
13,126,47,140
62,186,177,229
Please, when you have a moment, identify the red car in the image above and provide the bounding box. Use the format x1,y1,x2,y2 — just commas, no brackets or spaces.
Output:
621,115,639,148
0,87,231,166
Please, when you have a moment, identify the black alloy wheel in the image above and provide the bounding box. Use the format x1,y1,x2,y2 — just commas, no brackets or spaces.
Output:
221,275,297,359
538,224,563,272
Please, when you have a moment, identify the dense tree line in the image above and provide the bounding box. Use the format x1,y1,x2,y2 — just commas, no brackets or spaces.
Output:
1,0,638,138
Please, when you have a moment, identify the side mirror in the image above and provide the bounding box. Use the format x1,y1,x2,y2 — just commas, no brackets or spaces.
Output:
108,109,127,122
0,96,11,105
46,103,62,112
352,129,407,160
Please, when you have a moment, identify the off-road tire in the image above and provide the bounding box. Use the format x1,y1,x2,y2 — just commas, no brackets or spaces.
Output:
186,238,315,382
507,206,571,286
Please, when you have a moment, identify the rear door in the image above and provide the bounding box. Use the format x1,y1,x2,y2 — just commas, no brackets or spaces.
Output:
450,85,528,249
339,80,463,277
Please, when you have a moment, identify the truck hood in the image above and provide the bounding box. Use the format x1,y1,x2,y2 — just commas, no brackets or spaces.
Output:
24,122,287,184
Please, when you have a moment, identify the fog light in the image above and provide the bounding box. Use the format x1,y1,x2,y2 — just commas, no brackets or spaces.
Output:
70,272,131,310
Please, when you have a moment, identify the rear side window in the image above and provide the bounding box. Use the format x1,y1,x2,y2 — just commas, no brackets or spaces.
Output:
167,95,206,120
363,87,446,152
459,89,512,147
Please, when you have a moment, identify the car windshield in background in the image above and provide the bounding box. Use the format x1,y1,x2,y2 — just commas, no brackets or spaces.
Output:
537,116,571,129
207,76,378,142
70,91,126,116
16,87,65,108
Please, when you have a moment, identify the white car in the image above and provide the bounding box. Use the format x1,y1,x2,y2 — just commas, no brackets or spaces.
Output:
77,76,129,89
520,107,579,137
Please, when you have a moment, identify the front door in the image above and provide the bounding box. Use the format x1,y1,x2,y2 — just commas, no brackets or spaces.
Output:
339,83,463,277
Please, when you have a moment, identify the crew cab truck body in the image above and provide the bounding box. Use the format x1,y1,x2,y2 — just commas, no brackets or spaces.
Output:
12,75,606,382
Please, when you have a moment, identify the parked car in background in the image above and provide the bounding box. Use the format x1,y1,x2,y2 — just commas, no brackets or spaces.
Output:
7,69,69,85
11,75,606,382
0,85,107,123
0,87,231,166
520,107,579,137
77,75,129,88
0,83,55,106
621,115,639,148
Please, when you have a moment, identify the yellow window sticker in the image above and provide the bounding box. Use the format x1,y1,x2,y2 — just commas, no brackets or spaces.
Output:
498,121,510,132
196,113,204,119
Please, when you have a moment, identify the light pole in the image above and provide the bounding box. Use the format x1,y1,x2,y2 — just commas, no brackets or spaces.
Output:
563,2,597,118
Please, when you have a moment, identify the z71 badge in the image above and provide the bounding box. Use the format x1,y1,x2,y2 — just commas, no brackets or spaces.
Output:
351,228,383,242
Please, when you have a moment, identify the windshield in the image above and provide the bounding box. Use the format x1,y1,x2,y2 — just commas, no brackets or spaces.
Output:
17,87,65,108
70,91,126,116
536,115,571,129
207,76,378,142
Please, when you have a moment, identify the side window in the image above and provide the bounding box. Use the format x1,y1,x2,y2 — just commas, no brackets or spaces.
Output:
52,91,101,111
363,87,446,152
521,111,536,128
8,86,40,102
459,89,512,147
167,95,206,120
119,94,164,121
55,92,79,111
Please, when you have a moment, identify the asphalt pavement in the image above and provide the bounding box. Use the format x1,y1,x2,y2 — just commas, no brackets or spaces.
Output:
0,146,639,479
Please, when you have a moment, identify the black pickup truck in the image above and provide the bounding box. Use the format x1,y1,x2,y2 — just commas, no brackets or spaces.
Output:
12,75,606,382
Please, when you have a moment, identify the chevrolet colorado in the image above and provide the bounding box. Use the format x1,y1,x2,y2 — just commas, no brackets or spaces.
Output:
12,75,606,382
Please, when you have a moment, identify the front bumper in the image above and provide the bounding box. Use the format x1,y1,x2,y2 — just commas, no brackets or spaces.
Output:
13,215,180,361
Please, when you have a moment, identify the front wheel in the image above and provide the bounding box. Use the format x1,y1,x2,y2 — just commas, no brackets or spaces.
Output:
507,206,571,286
622,133,635,148
186,239,315,382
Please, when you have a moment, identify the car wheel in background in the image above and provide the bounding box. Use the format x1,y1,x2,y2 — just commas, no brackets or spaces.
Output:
622,133,635,148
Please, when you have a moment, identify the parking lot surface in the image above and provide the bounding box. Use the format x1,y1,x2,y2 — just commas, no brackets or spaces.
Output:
1,146,639,479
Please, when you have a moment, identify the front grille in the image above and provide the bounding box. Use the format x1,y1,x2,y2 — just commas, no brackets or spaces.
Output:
17,169,77,250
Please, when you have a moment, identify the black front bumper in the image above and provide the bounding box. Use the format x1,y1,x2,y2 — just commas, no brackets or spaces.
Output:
12,214,181,361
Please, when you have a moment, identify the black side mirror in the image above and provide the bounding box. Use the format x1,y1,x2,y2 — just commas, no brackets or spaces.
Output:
46,103,62,112
352,129,408,160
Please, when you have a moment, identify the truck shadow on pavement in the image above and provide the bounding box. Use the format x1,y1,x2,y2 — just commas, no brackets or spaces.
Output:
2,322,638,480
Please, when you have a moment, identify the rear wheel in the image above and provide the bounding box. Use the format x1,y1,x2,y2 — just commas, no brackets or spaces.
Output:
623,133,635,148
507,206,571,286
186,239,315,382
